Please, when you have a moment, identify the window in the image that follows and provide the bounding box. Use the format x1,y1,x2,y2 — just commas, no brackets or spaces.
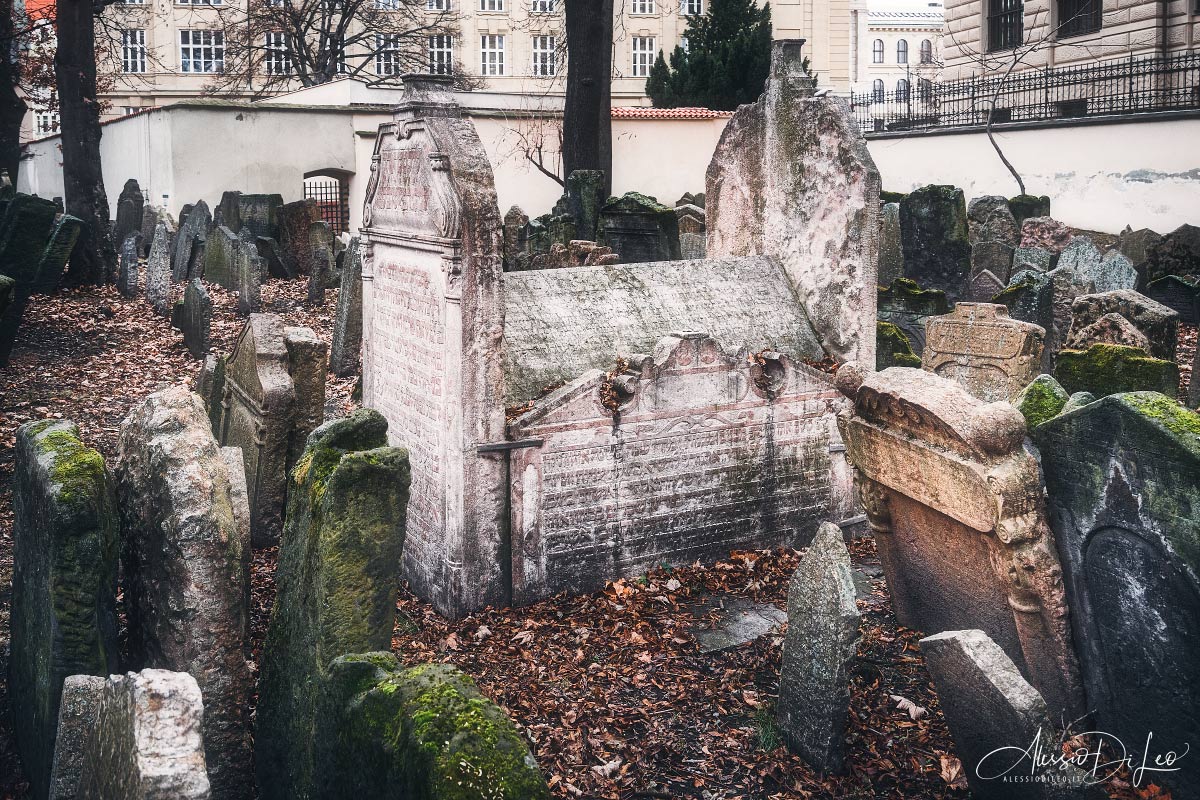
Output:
631,0,655,12
919,38,933,62
896,38,908,63
375,33,402,75
872,79,884,101
34,111,59,135
680,0,701,13
115,0,145,5
531,34,556,76
122,105,147,115
480,34,505,75
896,78,910,100
265,31,291,74
121,29,146,73
375,0,402,8
427,0,449,8
631,36,655,77
479,0,503,10
176,0,221,6
428,34,453,74
871,38,884,63
679,35,689,53
530,0,555,11
1057,0,1102,37
179,30,224,72
987,0,1023,51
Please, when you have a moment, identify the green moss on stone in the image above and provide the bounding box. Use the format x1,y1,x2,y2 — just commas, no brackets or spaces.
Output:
1059,392,1095,416
1054,344,1180,399
1007,194,1051,225
1014,374,1069,429
880,190,907,204
30,423,109,510
876,321,921,369
1123,392,1200,438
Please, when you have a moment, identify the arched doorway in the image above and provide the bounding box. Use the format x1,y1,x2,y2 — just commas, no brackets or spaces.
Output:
303,169,351,236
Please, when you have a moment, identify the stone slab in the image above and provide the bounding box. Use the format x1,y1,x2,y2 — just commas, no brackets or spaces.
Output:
921,303,1045,402
48,675,105,800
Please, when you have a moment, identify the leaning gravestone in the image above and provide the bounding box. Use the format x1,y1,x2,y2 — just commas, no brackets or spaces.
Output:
776,521,860,774
597,192,681,263
144,221,172,316
255,410,410,800
117,234,142,298
707,38,880,365
179,279,212,359
921,303,1045,402
0,193,59,277
11,421,118,800
877,277,950,356
1054,344,1179,398
1034,394,1200,800
1012,245,1053,273
171,200,210,282
32,215,84,295
879,202,904,286
838,367,1084,719
316,654,550,800
1066,312,1153,354
116,387,252,800
329,237,363,376
48,675,104,800
113,179,144,249
77,670,210,800
1065,289,1178,361
900,184,971,302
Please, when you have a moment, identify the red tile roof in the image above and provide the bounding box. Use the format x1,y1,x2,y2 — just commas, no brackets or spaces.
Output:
611,106,735,120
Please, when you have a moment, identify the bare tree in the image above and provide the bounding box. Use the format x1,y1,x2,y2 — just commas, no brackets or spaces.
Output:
562,0,613,194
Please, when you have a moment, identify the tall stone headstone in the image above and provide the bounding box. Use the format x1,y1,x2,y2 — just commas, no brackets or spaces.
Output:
966,195,1018,295
117,233,142,298
1117,225,1162,276
171,200,210,282
1034,394,1200,800
11,421,118,800
707,39,880,366
116,387,253,800
144,222,172,316
255,410,410,800
77,670,211,800
113,179,144,250
329,237,363,376
202,225,238,289
278,198,319,276
921,303,1045,402
597,192,681,263
776,521,860,774
676,203,707,260
233,237,263,315
876,277,950,356
1065,289,1178,361
282,325,327,467
899,184,971,302
0,195,64,363
839,367,1084,719
216,191,283,241
178,278,212,359
32,215,84,295
879,201,904,287
48,675,104,800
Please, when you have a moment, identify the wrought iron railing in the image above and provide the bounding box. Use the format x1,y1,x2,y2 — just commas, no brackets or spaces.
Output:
850,50,1200,134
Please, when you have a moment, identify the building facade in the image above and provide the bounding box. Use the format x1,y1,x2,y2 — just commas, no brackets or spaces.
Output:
851,0,943,99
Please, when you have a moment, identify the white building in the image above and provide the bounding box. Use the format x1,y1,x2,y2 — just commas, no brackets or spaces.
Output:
853,0,944,99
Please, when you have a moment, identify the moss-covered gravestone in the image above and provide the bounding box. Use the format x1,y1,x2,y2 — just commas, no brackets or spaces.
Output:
876,321,920,369
329,238,363,377
598,192,681,264
1007,194,1050,227
1013,374,1068,429
1033,394,1200,800
899,184,971,303
315,654,549,800
1054,344,1179,399
877,278,949,357
11,420,118,800
256,409,411,800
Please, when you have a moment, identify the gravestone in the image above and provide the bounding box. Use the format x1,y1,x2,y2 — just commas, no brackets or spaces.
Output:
1117,225,1162,275
329,237,363,376
216,191,283,240
77,670,210,800
203,225,238,289
316,654,549,800
282,326,327,467
1054,344,1179,398
1059,390,1095,415
1144,275,1199,325
921,303,1045,402
1145,222,1200,284
1065,289,1178,361
876,320,921,369
899,184,971,302
256,236,292,278
598,192,680,263
776,521,860,774
879,202,904,286
839,367,1084,719
233,237,263,315
172,200,210,282
113,179,144,249
144,221,172,316
708,38,880,365
0,193,59,277
278,199,318,276
676,203,706,260
307,245,331,304
1012,245,1053,273
1034,394,1200,800
255,410,410,800
565,169,605,240
33,215,84,294
502,205,528,270
876,278,950,356
178,279,212,359
1019,216,1073,253
48,675,104,800
139,204,160,254
117,234,142,298
116,387,253,800
1066,312,1152,354
1056,236,1102,286
196,354,227,434
967,195,1018,292
1007,194,1050,226
1013,373,1068,429
12,421,118,800
968,268,1005,302
1094,250,1137,293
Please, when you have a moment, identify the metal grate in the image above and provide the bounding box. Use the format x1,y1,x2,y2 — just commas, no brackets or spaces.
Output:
851,50,1200,134
304,179,349,236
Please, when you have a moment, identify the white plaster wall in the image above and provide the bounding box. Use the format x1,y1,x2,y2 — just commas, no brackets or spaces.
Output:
866,116,1200,233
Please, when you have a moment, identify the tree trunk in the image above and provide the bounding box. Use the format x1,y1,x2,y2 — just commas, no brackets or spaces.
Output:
563,0,613,196
0,0,26,185
56,0,114,284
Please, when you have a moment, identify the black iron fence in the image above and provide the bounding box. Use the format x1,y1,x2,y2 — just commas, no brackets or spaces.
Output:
851,50,1200,134
304,178,350,236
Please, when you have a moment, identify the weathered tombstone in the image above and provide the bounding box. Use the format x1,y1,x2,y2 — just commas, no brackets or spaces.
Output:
776,521,860,774
139,204,159,254
179,278,212,359
316,654,550,800
217,191,283,241
876,277,950,357
598,192,681,263
1055,344,1179,398
878,201,904,287
48,675,104,800
921,303,1045,402
195,353,227,434
278,198,318,276
1055,236,1103,288
11,421,118,800
968,267,1005,302
116,387,253,800
307,245,331,304
77,670,210,800
1012,373,1068,429
1145,222,1200,284
1019,216,1074,253
329,237,363,376
282,326,327,466
117,233,142,298
1144,275,1199,325
707,39,880,365
876,320,921,369
676,203,707,260
1066,311,1153,354
255,410,410,800
32,215,84,295
256,236,291,278
0,193,59,277
1059,390,1095,415
967,195,1018,289
1007,193,1050,226
838,367,1084,718
565,169,605,241
1012,245,1054,273
113,178,144,249
203,225,238,289
144,221,172,316
1065,289,1178,361
1094,249,1138,293
171,200,210,282
1034,394,1200,800
502,205,528,270
1117,225,1162,275
899,184,971,302
233,238,263,315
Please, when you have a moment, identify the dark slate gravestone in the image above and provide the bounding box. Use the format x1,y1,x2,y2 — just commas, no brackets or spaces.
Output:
1145,223,1200,285
172,200,210,282
967,195,1018,292
598,192,681,264
502,206,528,271
234,238,263,316
1034,394,1200,800
565,169,605,241
330,237,363,376
899,184,971,302
118,233,143,298
0,193,59,278
256,236,293,279
876,320,921,369
879,202,904,287
1145,275,1199,326
145,221,173,317
278,199,319,277
204,225,239,289
180,279,212,359
113,179,144,250
1007,193,1050,227
11,420,118,800
32,215,84,295
876,277,950,356
217,191,284,241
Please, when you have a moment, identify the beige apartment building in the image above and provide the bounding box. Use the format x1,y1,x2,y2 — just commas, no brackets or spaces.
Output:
852,0,943,97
